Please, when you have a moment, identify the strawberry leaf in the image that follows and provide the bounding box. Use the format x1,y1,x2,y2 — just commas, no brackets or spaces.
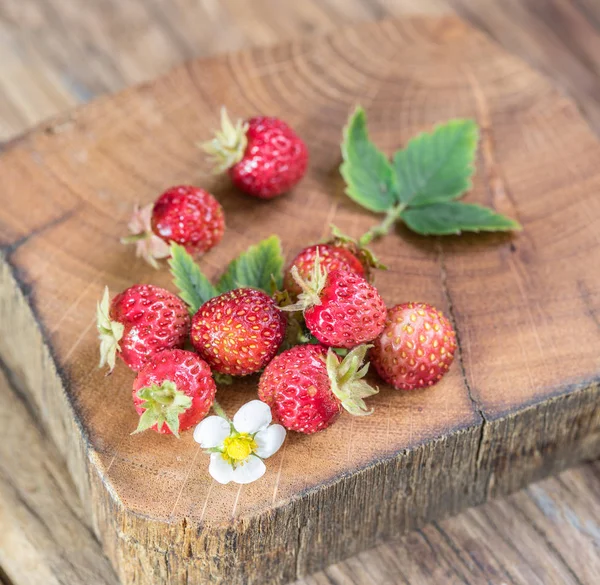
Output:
169,243,218,314
340,106,398,212
217,235,284,293
392,119,479,207
401,201,522,235
339,107,521,241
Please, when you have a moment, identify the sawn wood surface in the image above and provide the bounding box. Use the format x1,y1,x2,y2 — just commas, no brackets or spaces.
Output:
0,6,599,585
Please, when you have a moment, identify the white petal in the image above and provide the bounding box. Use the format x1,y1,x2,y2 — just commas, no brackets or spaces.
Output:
254,425,286,459
194,416,231,448
208,453,234,484
231,455,266,484
233,400,272,434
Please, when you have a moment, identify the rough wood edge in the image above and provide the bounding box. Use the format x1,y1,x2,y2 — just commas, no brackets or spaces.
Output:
2,12,600,581
2,248,599,584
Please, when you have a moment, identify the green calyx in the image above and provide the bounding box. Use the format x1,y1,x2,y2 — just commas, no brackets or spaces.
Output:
133,380,193,438
329,224,388,272
280,251,328,313
326,345,378,416
96,287,125,373
213,372,234,386
200,107,249,173
121,203,171,269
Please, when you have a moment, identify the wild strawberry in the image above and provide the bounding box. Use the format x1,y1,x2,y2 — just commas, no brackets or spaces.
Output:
96,285,190,373
201,107,308,199
283,255,386,348
370,302,457,390
258,344,377,434
132,349,216,437
123,185,225,267
190,288,287,376
284,244,365,298
152,185,225,253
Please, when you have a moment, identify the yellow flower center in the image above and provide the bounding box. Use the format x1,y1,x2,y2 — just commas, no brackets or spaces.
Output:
222,433,257,464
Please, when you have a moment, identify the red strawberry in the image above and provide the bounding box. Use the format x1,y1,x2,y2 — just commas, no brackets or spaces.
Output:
284,244,365,298
96,285,190,373
152,185,225,253
132,349,216,437
258,344,377,434
202,107,308,199
283,255,386,348
190,288,287,376
370,302,457,390
123,185,225,267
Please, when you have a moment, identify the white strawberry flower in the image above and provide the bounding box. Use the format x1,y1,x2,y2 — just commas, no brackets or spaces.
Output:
194,400,286,485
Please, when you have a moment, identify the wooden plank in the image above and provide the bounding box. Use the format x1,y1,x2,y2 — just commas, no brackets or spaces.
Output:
0,363,119,585
1,361,598,585
0,14,599,584
4,0,600,140
298,462,600,585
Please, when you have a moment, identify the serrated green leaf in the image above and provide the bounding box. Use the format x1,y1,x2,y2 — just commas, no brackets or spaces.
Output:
340,106,398,213
168,243,218,314
217,235,284,293
401,201,522,235
393,119,479,207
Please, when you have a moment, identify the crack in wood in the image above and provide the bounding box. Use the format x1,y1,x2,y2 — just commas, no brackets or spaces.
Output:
2,208,78,255
577,280,600,332
436,241,489,495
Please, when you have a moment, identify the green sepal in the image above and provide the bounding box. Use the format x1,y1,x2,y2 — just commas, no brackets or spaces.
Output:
213,372,234,385
96,286,125,373
329,224,387,272
280,251,327,313
200,107,249,173
121,203,171,269
132,380,193,438
326,345,378,416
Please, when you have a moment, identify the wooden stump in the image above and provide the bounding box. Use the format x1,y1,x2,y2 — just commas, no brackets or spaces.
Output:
0,16,599,585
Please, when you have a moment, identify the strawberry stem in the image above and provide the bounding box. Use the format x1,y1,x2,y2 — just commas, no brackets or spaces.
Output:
212,400,230,421
359,203,406,246
121,232,149,244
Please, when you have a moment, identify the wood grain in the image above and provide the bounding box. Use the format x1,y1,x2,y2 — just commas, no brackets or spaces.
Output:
4,0,600,140
1,366,598,585
0,364,119,585
2,2,600,585
1,14,599,584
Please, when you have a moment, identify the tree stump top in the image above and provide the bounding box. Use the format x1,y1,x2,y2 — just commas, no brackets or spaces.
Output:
1,16,599,583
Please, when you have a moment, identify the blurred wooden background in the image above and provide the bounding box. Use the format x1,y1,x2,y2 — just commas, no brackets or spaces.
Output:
1,1,599,584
